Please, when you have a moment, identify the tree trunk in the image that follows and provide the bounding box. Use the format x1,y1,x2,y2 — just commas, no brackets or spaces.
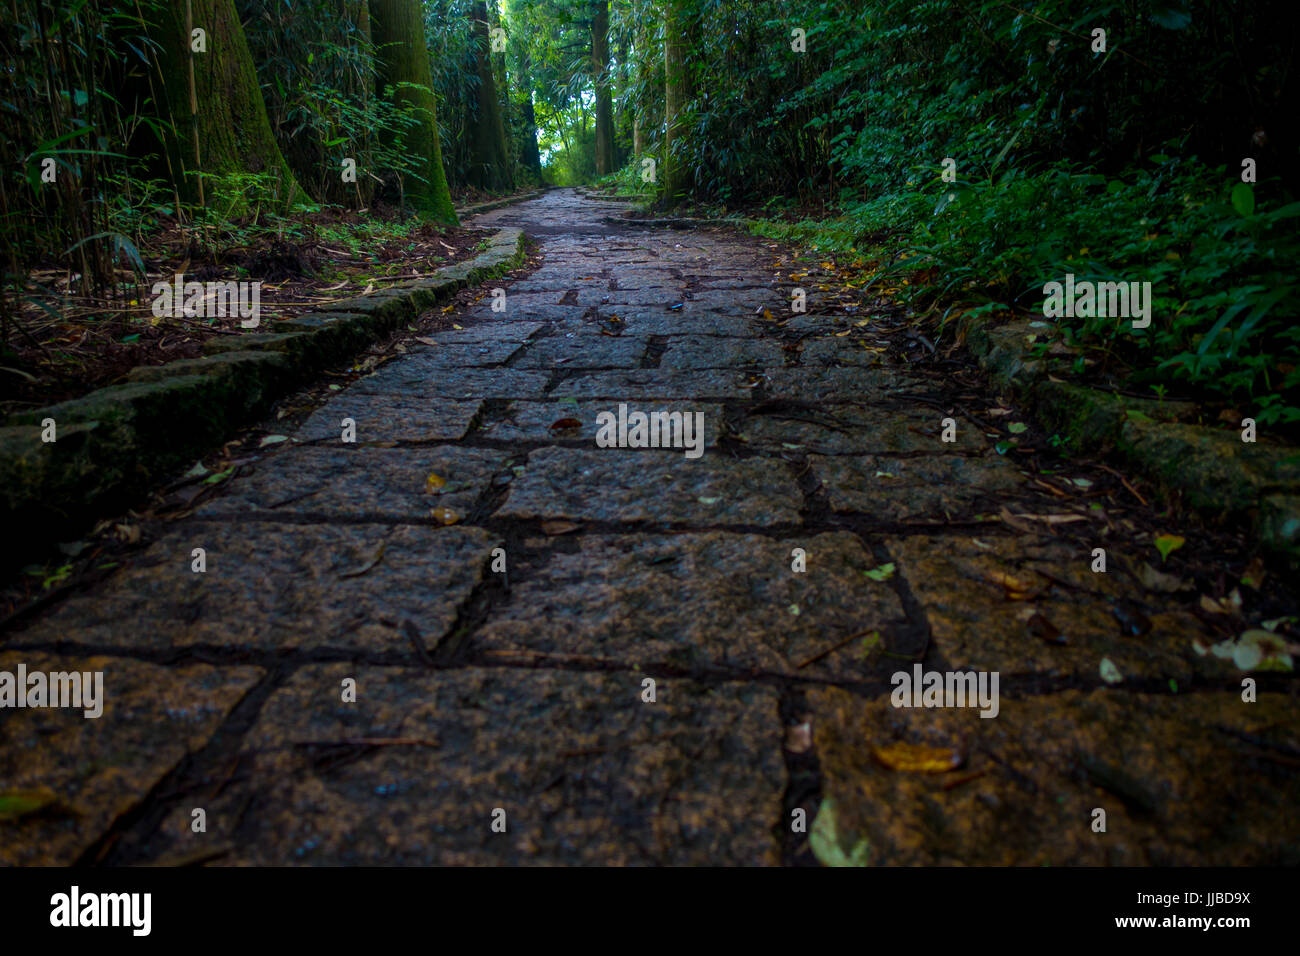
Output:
370,0,457,223
466,1,512,191
152,0,306,212
591,0,615,176
661,0,689,206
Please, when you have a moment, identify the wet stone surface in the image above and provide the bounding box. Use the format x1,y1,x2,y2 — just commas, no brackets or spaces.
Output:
296,396,482,443
477,400,724,447
3,188,1293,866
811,455,1022,518
140,665,785,865
810,687,1300,865
197,445,513,519
10,524,500,654
475,532,905,680
495,447,803,525
0,652,261,865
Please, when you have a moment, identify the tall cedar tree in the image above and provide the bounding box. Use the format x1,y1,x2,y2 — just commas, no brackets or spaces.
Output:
591,0,615,176
661,0,689,205
151,0,306,211
466,1,512,190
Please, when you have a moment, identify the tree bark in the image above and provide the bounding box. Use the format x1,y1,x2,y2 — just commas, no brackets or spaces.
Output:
370,0,457,223
661,0,689,206
151,0,306,212
466,1,512,191
591,0,615,176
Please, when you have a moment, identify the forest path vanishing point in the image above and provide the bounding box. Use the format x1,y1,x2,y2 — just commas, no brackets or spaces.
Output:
4,189,1297,866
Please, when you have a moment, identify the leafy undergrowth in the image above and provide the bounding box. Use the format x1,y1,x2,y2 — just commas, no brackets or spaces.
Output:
744,158,1300,442
0,205,492,417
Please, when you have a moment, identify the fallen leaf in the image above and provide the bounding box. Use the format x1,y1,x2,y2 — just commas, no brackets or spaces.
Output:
1234,630,1294,672
986,569,1043,599
1200,588,1243,616
540,520,581,535
1154,534,1185,562
429,506,460,526
0,787,61,822
863,563,895,582
871,742,963,773
1138,561,1185,592
259,434,290,447
425,472,447,493
548,417,583,431
1007,422,1028,434
1099,657,1124,684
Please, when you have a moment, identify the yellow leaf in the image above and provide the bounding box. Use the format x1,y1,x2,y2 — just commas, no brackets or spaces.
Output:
425,472,446,493
430,506,460,526
871,742,963,773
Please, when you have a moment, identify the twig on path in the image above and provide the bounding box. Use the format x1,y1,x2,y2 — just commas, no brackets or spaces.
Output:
795,627,879,670
1094,462,1149,506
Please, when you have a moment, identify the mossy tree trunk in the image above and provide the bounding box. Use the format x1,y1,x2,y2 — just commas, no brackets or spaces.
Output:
661,0,689,206
370,0,457,222
466,1,512,191
591,0,615,176
151,0,307,214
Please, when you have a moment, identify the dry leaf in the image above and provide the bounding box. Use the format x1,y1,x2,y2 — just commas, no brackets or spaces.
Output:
425,472,447,493
872,742,963,773
1138,561,1186,592
548,417,582,431
540,520,582,535
430,506,460,526
986,569,1043,600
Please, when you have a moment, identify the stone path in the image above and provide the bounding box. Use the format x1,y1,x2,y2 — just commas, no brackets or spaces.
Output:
3,189,1297,866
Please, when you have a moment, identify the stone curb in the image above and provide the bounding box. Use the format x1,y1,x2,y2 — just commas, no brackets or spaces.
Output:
455,187,550,218
0,227,526,566
959,316,1300,559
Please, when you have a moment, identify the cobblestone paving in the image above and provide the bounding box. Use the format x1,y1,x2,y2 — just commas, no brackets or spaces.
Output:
3,189,1297,866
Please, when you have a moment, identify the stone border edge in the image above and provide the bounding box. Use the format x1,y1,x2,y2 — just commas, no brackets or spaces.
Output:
0,227,527,567
958,315,1300,560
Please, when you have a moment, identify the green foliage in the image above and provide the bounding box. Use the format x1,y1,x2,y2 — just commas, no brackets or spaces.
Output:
640,0,1299,426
